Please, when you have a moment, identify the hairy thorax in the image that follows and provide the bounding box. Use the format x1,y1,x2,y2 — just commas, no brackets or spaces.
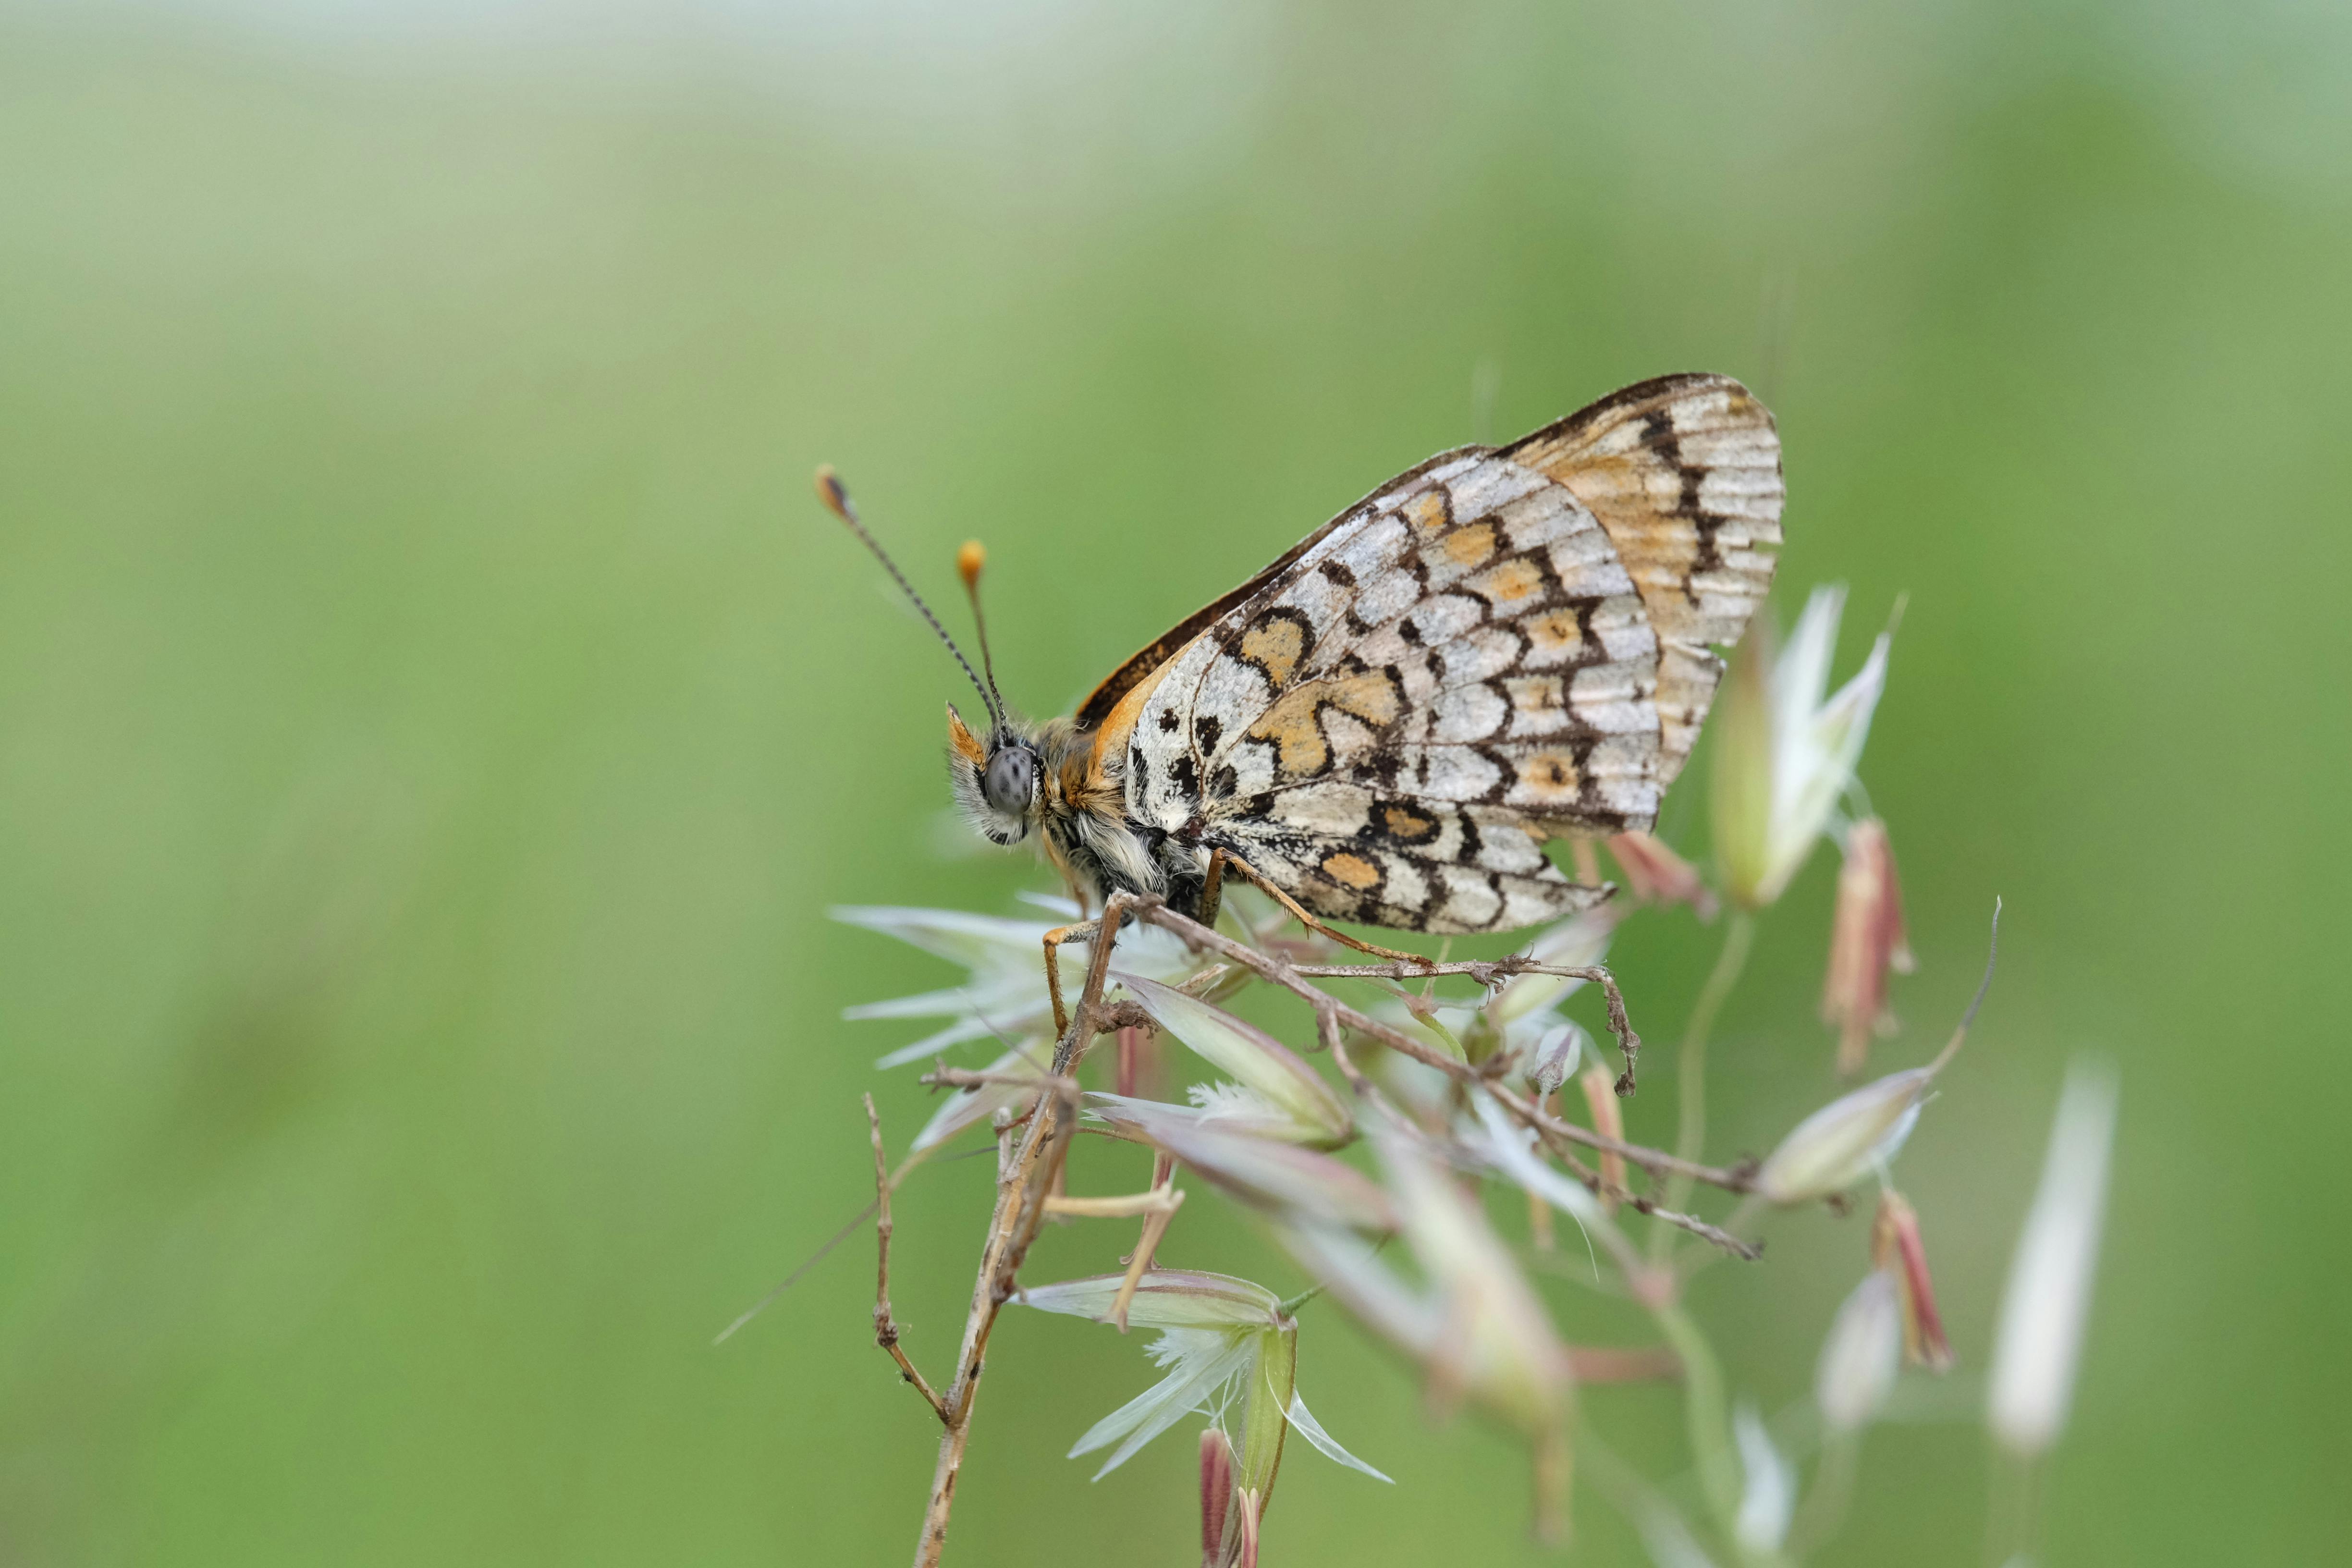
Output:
1031,718,1206,916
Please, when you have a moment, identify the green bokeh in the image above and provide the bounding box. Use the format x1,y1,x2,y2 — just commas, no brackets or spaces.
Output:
2,5,2344,1563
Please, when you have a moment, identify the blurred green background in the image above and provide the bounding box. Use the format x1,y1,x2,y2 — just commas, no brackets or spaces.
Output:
2,1,2346,1563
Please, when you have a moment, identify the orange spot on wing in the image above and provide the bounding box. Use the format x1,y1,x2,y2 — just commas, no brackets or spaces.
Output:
1517,751,1581,801
1321,852,1380,890
1505,675,1565,712
1249,695,1328,775
1444,522,1497,568
1401,490,1449,536
1528,609,1583,653
1383,805,1436,840
1239,619,1306,689
1321,669,1402,726
1470,556,1543,602
1245,670,1401,778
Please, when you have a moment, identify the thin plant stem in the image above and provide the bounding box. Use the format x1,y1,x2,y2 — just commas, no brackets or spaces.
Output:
866,1095,948,1422
912,891,1130,1567
1788,1430,1859,1559
1652,1301,1802,1568
1651,1302,1743,1541
1654,911,1756,1261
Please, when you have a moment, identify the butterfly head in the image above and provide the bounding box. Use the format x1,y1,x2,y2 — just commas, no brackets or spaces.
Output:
946,703,1041,845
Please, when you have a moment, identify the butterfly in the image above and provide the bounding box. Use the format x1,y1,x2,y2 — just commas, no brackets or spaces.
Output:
818,373,1781,1020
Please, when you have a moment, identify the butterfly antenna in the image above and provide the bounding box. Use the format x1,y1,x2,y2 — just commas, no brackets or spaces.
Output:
813,466,1002,729
956,540,1009,731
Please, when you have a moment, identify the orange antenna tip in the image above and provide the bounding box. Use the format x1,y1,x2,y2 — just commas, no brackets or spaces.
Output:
955,539,1005,719
813,465,853,521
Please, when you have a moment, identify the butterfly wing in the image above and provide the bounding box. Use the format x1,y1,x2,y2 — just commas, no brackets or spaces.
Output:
1068,453,1463,732
1120,374,1780,934
1505,373,1784,779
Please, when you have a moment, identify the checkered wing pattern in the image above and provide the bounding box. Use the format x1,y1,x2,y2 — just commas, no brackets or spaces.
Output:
1120,375,1781,934
1506,374,1785,780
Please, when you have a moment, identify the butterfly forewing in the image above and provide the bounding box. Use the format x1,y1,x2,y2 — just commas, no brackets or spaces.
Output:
1115,374,1781,936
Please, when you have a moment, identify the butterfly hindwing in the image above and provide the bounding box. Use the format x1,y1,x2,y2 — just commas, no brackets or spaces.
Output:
1121,459,1640,933
1072,448,1474,732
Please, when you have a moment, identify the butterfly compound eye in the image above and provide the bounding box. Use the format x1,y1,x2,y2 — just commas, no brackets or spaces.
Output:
982,746,1035,816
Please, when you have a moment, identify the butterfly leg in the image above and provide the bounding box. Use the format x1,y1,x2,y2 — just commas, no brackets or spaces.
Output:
1205,848,1435,969
1196,848,1228,931
1041,921,1101,1039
